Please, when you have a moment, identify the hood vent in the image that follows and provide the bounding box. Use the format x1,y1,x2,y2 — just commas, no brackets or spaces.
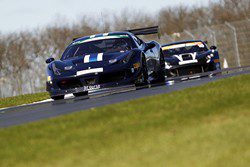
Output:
182,54,193,61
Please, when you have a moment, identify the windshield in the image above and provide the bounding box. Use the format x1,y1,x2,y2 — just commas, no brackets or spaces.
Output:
61,36,133,60
162,42,208,56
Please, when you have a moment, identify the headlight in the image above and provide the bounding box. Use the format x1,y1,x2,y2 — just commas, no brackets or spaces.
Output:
120,52,133,64
109,59,118,64
206,54,214,63
47,76,51,82
109,52,133,65
47,76,52,84
64,66,73,70
52,63,61,75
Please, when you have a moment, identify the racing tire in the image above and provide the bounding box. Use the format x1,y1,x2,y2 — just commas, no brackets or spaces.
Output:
51,95,64,100
156,51,166,83
73,91,88,97
135,56,149,87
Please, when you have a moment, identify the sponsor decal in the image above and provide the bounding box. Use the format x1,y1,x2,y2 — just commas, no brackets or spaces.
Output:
83,85,101,91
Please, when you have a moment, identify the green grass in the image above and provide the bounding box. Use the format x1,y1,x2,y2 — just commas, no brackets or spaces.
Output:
0,75,250,167
0,92,49,109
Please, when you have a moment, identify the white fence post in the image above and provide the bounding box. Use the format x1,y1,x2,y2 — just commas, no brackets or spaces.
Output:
225,22,241,67
184,30,195,39
205,26,217,46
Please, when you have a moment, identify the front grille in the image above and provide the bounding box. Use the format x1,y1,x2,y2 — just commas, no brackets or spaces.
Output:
85,78,96,85
177,65,202,76
182,54,192,60
57,78,82,90
57,70,133,89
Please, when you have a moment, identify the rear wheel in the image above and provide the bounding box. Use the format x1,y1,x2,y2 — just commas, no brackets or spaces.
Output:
51,95,64,100
73,92,88,97
156,51,166,82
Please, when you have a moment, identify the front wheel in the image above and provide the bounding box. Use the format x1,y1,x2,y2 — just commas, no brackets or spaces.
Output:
135,56,149,87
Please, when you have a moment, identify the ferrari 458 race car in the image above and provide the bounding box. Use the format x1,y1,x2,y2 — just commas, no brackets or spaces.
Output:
46,27,165,100
162,40,221,77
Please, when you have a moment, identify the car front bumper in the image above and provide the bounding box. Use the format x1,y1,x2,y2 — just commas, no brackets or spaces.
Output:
46,63,142,97
165,60,219,77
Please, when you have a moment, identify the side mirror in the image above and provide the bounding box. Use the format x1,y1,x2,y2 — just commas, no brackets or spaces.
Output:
144,43,155,51
46,57,55,64
210,46,217,50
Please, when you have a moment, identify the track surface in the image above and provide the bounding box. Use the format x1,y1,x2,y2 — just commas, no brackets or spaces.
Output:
1,70,250,128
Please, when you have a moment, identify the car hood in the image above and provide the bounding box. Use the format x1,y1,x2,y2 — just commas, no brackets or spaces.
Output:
164,50,211,63
51,50,132,73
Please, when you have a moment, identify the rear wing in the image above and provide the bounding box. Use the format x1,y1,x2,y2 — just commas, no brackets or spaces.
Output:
126,26,159,36
72,26,160,41
72,37,79,41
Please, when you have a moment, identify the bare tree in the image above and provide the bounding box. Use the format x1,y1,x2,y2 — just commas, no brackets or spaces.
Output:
0,0,249,97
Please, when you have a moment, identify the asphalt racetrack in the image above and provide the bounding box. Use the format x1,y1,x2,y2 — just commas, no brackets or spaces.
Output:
1,69,250,128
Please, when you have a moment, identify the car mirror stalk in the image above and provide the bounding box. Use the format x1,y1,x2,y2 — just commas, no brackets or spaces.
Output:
144,43,155,52
46,57,55,64
210,46,217,50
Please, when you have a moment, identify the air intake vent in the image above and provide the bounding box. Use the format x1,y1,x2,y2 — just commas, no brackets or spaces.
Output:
182,54,192,60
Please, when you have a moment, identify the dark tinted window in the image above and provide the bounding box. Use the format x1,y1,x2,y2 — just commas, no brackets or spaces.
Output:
62,37,133,60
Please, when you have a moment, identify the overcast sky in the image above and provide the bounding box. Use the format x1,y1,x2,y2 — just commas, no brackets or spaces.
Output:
0,0,216,33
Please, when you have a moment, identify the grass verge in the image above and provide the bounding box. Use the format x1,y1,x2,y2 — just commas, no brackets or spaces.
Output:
0,75,250,167
0,92,49,109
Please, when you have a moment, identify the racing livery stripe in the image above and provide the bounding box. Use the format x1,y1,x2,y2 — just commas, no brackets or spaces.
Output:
89,54,98,62
84,55,90,63
76,68,103,76
97,53,103,61
162,42,204,50
174,55,183,61
84,53,103,63
179,59,198,65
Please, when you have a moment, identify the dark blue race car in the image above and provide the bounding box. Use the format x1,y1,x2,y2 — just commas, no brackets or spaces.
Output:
46,27,165,100
161,40,221,77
